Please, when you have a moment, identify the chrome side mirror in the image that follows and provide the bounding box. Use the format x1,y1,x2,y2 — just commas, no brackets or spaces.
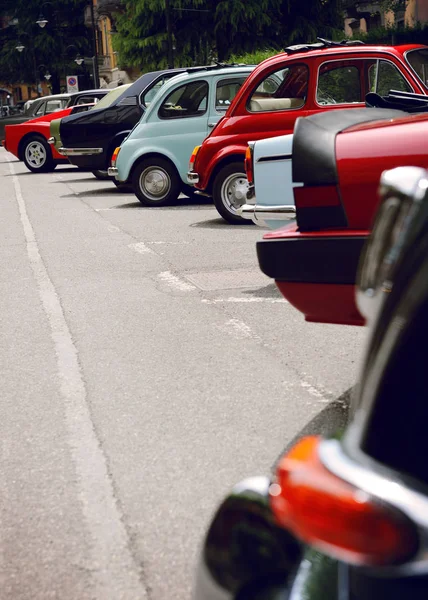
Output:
193,477,301,599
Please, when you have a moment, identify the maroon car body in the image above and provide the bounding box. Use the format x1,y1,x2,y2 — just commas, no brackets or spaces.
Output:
257,108,428,326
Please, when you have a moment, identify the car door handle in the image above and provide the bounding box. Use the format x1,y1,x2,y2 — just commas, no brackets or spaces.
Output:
208,123,216,128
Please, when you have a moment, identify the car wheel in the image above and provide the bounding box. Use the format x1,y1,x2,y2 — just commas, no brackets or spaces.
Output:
213,161,249,224
22,136,56,173
132,157,180,207
92,170,111,181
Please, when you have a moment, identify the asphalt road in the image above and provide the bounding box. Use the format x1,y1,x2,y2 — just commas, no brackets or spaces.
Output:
0,150,367,599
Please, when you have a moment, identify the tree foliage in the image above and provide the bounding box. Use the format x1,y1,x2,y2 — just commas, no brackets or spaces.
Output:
114,0,343,71
0,0,92,93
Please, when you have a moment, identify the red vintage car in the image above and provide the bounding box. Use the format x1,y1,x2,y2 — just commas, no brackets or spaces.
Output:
256,105,428,326
187,40,428,223
3,104,93,173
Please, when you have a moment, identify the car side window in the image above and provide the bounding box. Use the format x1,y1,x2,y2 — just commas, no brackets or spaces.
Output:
317,63,361,105
248,64,308,112
45,100,64,114
76,96,97,105
215,78,246,112
158,80,209,119
141,74,177,108
368,60,412,96
35,101,46,116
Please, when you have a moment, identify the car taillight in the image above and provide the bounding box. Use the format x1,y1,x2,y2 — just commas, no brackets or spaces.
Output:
189,145,201,171
244,142,255,186
111,146,121,166
270,436,418,567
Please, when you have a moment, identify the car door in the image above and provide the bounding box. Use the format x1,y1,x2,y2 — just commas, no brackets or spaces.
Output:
149,79,210,179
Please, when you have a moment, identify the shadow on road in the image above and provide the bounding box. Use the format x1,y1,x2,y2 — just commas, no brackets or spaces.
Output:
242,283,283,299
191,217,255,229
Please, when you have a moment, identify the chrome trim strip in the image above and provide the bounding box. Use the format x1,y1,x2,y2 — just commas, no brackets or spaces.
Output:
320,439,428,575
58,147,103,156
257,153,293,163
187,171,199,184
253,204,296,219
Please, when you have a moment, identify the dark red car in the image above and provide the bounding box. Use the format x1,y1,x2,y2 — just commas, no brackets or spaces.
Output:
187,41,428,223
257,105,428,326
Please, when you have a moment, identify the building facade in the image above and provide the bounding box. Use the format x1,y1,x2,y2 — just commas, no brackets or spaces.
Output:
343,0,428,36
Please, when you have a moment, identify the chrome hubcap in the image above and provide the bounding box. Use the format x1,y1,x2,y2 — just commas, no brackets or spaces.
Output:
140,166,171,201
25,141,46,168
221,173,249,213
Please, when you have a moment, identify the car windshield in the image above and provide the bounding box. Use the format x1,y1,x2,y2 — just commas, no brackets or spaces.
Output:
94,84,132,110
405,49,428,89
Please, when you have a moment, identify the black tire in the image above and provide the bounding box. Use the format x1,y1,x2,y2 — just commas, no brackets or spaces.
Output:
112,179,133,192
212,161,249,224
92,170,111,181
132,157,180,207
22,135,56,173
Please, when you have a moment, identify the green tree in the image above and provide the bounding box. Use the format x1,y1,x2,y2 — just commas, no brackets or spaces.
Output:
279,0,343,45
0,0,91,93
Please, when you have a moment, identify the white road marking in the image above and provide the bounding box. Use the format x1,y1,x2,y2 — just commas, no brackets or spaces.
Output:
202,297,287,304
129,241,154,254
157,271,196,292
148,241,190,245
7,158,147,600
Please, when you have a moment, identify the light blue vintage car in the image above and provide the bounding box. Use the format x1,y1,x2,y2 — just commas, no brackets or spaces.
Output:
238,133,297,229
108,65,254,206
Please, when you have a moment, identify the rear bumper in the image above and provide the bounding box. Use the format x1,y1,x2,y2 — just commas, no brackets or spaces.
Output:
239,202,296,226
58,147,103,156
108,167,118,177
257,228,368,325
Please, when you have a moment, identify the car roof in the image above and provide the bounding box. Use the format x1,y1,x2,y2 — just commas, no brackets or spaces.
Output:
146,65,255,99
115,68,187,103
256,43,428,71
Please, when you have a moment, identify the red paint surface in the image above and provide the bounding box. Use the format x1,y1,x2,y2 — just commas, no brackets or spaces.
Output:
4,107,74,160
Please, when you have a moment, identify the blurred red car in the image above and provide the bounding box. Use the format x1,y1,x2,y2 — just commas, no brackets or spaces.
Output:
3,104,93,173
257,105,428,326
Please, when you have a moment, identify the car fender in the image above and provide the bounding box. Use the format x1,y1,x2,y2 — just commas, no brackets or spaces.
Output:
108,130,132,158
203,143,248,190
117,139,181,183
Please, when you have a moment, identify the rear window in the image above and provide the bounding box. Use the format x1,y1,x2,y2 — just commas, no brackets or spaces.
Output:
406,48,428,89
94,84,132,110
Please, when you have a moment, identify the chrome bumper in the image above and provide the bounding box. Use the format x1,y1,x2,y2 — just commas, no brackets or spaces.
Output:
107,167,119,177
187,171,199,184
58,147,103,156
239,203,296,226
47,136,55,145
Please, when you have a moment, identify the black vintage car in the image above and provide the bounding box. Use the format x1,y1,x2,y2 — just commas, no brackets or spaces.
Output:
194,165,428,600
0,89,108,141
51,69,187,177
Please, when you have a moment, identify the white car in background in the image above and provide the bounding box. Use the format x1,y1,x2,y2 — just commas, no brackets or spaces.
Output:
238,133,296,229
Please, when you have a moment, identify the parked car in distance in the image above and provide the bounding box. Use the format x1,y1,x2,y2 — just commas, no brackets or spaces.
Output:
3,102,97,172
0,89,107,141
194,165,428,600
51,68,190,177
256,106,428,326
108,65,254,205
187,40,428,223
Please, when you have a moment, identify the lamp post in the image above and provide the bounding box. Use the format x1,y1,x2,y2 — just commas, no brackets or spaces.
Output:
89,1,100,88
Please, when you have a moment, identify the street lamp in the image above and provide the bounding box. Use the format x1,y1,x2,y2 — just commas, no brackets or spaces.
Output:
75,55,84,66
16,41,25,52
36,14,48,28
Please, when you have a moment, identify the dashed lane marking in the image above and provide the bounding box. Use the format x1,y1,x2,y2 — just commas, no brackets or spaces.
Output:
128,242,154,254
202,297,287,304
